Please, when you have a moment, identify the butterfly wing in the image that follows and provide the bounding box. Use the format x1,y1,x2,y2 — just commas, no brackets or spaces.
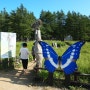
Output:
61,41,85,74
39,41,59,73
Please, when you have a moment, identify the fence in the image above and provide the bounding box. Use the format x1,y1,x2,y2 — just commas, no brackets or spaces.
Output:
34,67,90,89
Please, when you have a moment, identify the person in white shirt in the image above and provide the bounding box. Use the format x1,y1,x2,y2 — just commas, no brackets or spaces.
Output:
19,43,29,74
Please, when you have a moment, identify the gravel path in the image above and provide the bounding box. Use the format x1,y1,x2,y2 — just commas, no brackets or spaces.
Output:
0,61,63,90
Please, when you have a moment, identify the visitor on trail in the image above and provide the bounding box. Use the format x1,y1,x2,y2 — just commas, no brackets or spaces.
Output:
19,42,29,74
31,42,36,61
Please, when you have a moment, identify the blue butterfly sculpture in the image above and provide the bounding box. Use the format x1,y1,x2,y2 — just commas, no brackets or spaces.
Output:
39,41,85,74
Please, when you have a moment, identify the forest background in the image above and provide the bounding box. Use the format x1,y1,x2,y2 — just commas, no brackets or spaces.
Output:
0,4,90,41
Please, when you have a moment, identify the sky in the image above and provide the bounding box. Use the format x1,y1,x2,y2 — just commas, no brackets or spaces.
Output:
0,0,90,19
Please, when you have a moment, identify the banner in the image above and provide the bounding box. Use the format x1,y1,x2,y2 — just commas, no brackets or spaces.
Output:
0,32,16,58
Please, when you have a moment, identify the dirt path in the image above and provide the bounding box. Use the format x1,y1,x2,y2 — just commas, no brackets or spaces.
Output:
0,61,62,90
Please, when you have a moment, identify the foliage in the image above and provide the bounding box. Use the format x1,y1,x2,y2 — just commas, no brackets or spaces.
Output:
0,4,90,41
0,58,14,70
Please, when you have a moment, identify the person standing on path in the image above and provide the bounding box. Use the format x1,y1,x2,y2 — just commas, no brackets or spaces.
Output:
19,42,30,74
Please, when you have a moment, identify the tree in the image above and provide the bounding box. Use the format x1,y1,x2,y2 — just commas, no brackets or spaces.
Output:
0,5,90,41
10,4,36,41
40,10,54,39
0,8,10,32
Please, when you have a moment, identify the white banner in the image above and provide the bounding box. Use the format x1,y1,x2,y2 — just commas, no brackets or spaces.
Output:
1,32,16,58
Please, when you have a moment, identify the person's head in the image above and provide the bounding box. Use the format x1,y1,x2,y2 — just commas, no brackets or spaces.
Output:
22,43,27,47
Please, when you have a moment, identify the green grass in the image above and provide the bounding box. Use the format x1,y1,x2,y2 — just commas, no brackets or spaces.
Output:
77,42,90,73
16,40,90,73
14,41,90,89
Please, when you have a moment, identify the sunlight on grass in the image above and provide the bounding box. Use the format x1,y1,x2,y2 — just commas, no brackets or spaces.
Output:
16,40,90,74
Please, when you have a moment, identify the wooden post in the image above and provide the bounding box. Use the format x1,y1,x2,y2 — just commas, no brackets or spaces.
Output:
74,73,78,81
47,72,54,86
64,74,71,87
73,69,78,81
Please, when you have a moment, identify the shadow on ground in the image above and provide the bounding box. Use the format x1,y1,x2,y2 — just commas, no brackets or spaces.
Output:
0,64,66,90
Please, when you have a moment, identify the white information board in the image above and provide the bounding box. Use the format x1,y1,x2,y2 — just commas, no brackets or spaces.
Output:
0,32,16,58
